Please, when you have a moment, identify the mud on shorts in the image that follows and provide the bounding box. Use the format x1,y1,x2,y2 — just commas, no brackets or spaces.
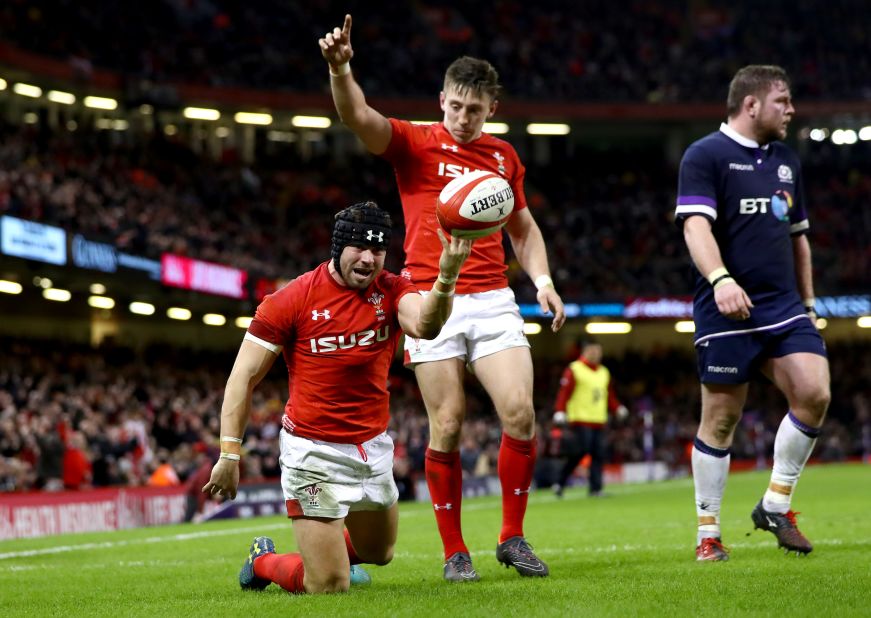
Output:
403,287,530,366
280,430,398,519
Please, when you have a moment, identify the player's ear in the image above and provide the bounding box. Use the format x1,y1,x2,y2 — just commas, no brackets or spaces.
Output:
745,95,758,118
488,99,498,118
439,91,446,111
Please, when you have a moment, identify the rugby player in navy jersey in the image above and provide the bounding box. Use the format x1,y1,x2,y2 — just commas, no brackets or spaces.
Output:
675,66,829,561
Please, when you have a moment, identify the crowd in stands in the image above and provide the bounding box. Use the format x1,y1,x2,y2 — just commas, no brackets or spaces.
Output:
2,1,869,103
1,122,869,301
1,2,869,499
1,337,868,494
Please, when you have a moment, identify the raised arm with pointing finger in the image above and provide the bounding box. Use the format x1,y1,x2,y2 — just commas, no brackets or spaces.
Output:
318,14,392,154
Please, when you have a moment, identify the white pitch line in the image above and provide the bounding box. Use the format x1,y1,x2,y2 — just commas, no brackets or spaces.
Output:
0,522,289,560
1,537,863,571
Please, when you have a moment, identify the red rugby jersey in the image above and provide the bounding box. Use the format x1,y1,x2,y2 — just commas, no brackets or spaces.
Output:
381,120,528,294
247,262,417,443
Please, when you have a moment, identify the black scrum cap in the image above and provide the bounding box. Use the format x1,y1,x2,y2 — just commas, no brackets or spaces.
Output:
331,201,392,272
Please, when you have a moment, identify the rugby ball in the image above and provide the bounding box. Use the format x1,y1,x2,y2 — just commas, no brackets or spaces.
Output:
436,170,515,239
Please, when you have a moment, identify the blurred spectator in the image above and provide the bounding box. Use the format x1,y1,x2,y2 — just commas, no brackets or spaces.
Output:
62,431,92,490
36,418,65,491
147,448,181,487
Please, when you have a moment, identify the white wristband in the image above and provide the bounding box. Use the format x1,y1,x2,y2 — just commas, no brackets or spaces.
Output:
219,452,241,462
534,275,554,291
221,436,243,444
330,62,350,76
803,297,815,309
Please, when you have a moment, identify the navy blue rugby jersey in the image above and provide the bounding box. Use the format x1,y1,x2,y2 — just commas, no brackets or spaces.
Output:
675,123,809,342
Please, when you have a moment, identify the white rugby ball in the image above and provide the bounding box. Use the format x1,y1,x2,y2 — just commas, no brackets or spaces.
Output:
436,170,515,239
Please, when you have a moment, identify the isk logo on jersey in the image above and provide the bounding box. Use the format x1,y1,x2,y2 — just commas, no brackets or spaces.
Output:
309,326,390,353
437,162,485,179
770,189,793,222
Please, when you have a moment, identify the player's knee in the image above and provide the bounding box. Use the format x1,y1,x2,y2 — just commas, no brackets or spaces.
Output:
353,539,394,566
798,383,830,419
365,545,394,566
307,571,350,594
432,414,463,442
499,399,535,437
706,413,739,443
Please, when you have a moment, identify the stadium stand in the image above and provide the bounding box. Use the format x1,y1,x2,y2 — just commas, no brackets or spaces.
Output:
1,337,868,493
0,3,869,502
0,123,868,299
1,1,868,101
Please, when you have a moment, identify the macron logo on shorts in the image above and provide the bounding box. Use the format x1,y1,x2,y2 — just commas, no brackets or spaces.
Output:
707,365,738,374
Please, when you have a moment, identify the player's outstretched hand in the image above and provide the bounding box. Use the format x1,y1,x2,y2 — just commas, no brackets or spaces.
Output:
319,14,353,68
436,228,472,280
201,458,240,500
537,285,566,332
714,280,754,320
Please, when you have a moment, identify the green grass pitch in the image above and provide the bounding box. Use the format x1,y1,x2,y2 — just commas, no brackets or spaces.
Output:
2,463,868,617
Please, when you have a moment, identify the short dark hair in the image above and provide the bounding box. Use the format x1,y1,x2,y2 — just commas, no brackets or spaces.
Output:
443,56,502,101
726,65,790,117
578,336,600,349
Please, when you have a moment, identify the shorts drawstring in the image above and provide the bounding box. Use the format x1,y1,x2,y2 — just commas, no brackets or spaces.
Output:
355,444,368,462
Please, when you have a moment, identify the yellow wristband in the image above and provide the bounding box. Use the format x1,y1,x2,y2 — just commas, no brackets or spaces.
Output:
534,275,554,290
713,276,735,290
329,62,350,76
431,287,455,299
706,267,729,285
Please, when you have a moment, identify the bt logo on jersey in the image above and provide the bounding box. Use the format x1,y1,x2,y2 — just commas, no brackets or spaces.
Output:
739,198,771,215
309,326,390,353
739,190,793,221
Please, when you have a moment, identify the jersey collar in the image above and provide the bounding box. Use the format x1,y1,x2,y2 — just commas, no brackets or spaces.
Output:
719,122,769,150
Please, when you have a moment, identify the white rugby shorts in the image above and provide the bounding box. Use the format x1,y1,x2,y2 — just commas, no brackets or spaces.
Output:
280,430,398,519
403,287,529,366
